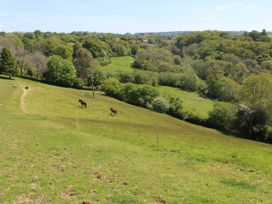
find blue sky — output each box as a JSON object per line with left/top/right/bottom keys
{"left": 0, "top": 0, "right": 271, "bottom": 33}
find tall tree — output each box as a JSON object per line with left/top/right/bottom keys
{"left": 32, "top": 52, "right": 48, "bottom": 77}
{"left": 73, "top": 44, "right": 94, "bottom": 82}
{"left": 239, "top": 73, "right": 272, "bottom": 109}
{"left": 0, "top": 48, "right": 17, "bottom": 79}
{"left": 45, "top": 55, "right": 76, "bottom": 87}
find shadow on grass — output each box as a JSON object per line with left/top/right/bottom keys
{"left": 0, "top": 75, "right": 14, "bottom": 80}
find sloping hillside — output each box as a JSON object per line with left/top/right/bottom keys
{"left": 100, "top": 56, "right": 134, "bottom": 73}
{"left": 0, "top": 78, "right": 271, "bottom": 203}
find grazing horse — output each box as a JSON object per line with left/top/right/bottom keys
{"left": 78, "top": 99, "right": 87, "bottom": 109}
{"left": 110, "top": 107, "right": 118, "bottom": 116}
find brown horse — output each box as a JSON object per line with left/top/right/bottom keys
{"left": 110, "top": 107, "right": 118, "bottom": 116}
{"left": 78, "top": 99, "right": 87, "bottom": 109}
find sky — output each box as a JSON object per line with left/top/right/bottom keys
{"left": 0, "top": 0, "right": 271, "bottom": 33}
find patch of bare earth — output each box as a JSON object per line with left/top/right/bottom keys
{"left": 13, "top": 194, "right": 32, "bottom": 203}
{"left": 60, "top": 186, "right": 76, "bottom": 199}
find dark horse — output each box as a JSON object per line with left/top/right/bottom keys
{"left": 110, "top": 107, "right": 118, "bottom": 116}
{"left": 78, "top": 99, "right": 87, "bottom": 109}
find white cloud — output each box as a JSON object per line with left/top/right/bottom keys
{"left": 215, "top": 2, "right": 257, "bottom": 13}
{"left": 216, "top": 6, "right": 225, "bottom": 11}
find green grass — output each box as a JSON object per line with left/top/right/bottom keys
{"left": 158, "top": 86, "right": 217, "bottom": 119}
{"left": 0, "top": 78, "right": 272, "bottom": 203}
{"left": 101, "top": 56, "right": 134, "bottom": 73}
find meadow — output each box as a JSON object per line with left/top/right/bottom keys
{"left": 100, "top": 56, "right": 134, "bottom": 73}
{"left": 0, "top": 77, "right": 272, "bottom": 203}
{"left": 158, "top": 86, "right": 215, "bottom": 119}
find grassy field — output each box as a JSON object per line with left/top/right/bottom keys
{"left": 0, "top": 77, "right": 272, "bottom": 203}
{"left": 158, "top": 86, "right": 215, "bottom": 119}
{"left": 100, "top": 56, "right": 134, "bottom": 73}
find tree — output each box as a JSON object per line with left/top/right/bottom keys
{"left": 239, "top": 73, "right": 272, "bottom": 108}
{"left": 15, "top": 48, "right": 29, "bottom": 75}
{"left": 133, "top": 47, "right": 172, "bottom": 71}
{"left": 111, "top": 42, "right": 129, "bottom": 56}
{"left": 207, "top": 76, "right": 238, "bottom": 101}
{"left": 0, "top": 48, "right": 17, "bottom": 78}
{"left": 232, "top": 104, "right": 269, "bottom": 140}
{"left": 53, "top": 45, "right": 73, "bottom": 60}
{"left": 87, "top": 69, "right": 106, "bottom": 87}
{"left": 73, "top": 44, "right": 96, "bottom": 83}
{"left": 44, "top": 55, "right": 76, "bottom": 87}
{"left": 32, "top": 52, "right": 48, "bottom": 77}
{"left": 82, "top": 36, "right": 112, "bottom": 65}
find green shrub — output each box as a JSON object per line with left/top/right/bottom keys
{"left": 168, "top": 97, "right": 184, "bottom": 118}
{"left": 152, "top": 97, "right": 170, "bottom": 113}
{"left": 119, "top": 72, "right": 135, "bottom": 83}
{"left": 101, "top": 77, "right": 121, "bottom": 97}
{"left": 208, "top": 103, "right": 230, "bottom": 131}
{"left": 119, "top": 83, "right": 159, "bottom": 108}
{"left": 133, "top": 85, "right": 159, "bottom": 108}
{"left": 158, "top": 72, "right": 181, "bottom": 87}
{"left": 134, "top": 71, "right": 158, "bottom": 86}
{"left": 207, "top": 76, "right": 239, "bottom": 101}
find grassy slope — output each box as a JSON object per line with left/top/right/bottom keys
{"left": 100, "top": 56, "right": 134, "bottom": 73}
{"left": 0, "top": 78, "right": 272, "bottom": 203}
{"left": 158, "top": 86, "right": 215, "bottom": 119}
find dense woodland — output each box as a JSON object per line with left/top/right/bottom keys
{"left": 1, "top": 30, "right": 272, "bottom": 143}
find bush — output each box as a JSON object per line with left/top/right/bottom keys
{"left": 133, "top": 85, "right": 159, "bottom": 108}
{"left": 173, "top": 55, "right": 182, "bottom": 65}
{"left": 134, "top": 71, "right": 158, "bottom": 86}
{"left": 207, "top": 76, "right": 238, "bottom": 101}
{"left": 120, "top": 82, "right": 138, "bottom": 102}
{"left": 119, "top": 72, "right": 135, "bottom": 83}
{"left": 265, "top": 126, "right": 272, "bottom": 143}
{"left": 184, "top": 113, "right": 208, "bottom": 126}
{"left": 119, "top": 83, "right": 159, "bottom": 108}
{"left": 101, "top": 77, "right": 121, "bottom": 97}
{"left": 168, "top": 97, "right": 184, "bottom": 118}
{"left": 152, "top": 97, "right": 170, "bottom": 113}
{"left": 158, "top": 72, "right": 181, "bottom": 87}
{"left": 208, "top": 103, "right": 230, "bottom": 131}
{"left": 179, "top": 70, "right": 198, "bottom": 91}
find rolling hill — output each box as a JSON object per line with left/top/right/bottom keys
{"left": 0, "top": 77, "right": 272, "bottom": 203}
